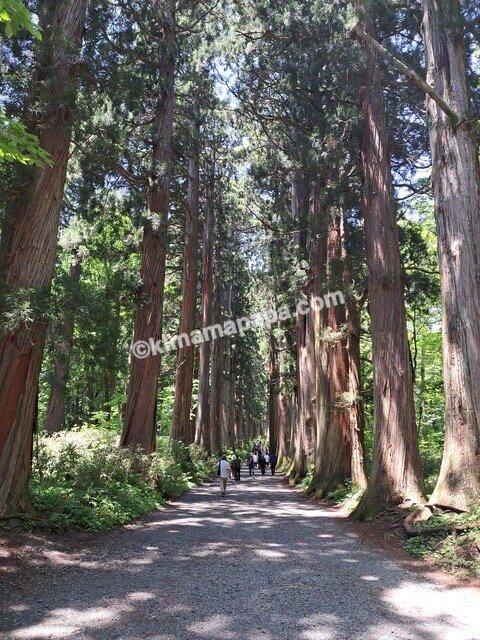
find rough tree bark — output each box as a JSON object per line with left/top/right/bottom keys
{"left": 44, "top": 252, "right": 83, "bottom": 434}
{"left": 310, "top": 202, "right": 352, "bottom": 497}
{"left": 0, "top": 0, "right": 87, "bottom": 513}
{"left": 276, "top": 390, "right": 288, "bottom": 464}
{"left": 354, "top": 17, "right": 425, "bottom": 518}
{"left": 232, "top": 348, "right": 240, "bottom": 446}
{"left": 344, "top": 205, "right": 368, "bottom": 490}
{"left": 194, "top": 173, "right": 214, "bottom": 451}
{"left": 121, "top": 0, "right": 175, "bottom": 452}
{"left": 235, "top": 391, "right": 243, "bottom": 443}
{"left": 270, "top": 231, "right": 293, "bottom": 465}
{"left": 346, "top": 294, "right": 368, "bottom": 489}
{"left": 422, "top": 0, "right": 480, "bottom": 511}
{"left": 286, "top": 387, "right": 297, "bottom": 464}
{"left": 243, "top": 390, "right": 254, "bottom": 441}
{"left": 275, "top": 329, "right": 294, "bottom": 465}
{"left": 171, "top": 102, "right": 200, "bottom": 444}
{"left": 293, "top": 310, "right": 317, "bottom": 481}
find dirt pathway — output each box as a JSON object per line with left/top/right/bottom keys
{"left": 1, "top": 472, "right": 479, "bottom": 640}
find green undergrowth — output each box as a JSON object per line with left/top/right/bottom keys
{"left": 402, "top": 507, "right": 480, "bottom": 578}
{"left": 298, "top": 464, "right": 314, "bottom": 490}
{"left": 288, "top": 463, "right": 364, "bottom": 512}
{"left": 291, "top": 463, "right": 361, "bottom": 506}
{"left": 324, "top": 480, "right": 364, "bottom": 510}
{"left": 20, "top": 427, "right": 216, "bottom": 531}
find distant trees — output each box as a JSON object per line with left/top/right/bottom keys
{"left": 44, "top": 245, "right": 83, "bottom": 434}
{"left": 234, "top": 0, "right": 372, "bottom": 500}
{"left": 233, "top": 0, "right": 478, "bottom": 518}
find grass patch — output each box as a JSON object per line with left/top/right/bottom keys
{"left": 403, "top": 530, "right": 480, "bottom": 578}
{"left": 402, "top": 506, "right": 480, "bottom": 578}
{"left": 325, "top": 480, "right": 364, "bottom": 509}
{"left": 298, "top": 464, "right": 314, "bottom": 490}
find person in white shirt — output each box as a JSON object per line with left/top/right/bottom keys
{"left": 217, "top": 455, "right": 230, "bottom": 496}
{"left": 253, "top": 453, "right": 258, "bottom": 469}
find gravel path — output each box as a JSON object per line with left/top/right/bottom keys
{"left": 1, "top": 471, "right": 479, "bottom": 640}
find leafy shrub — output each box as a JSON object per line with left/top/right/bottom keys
{"left": 403, "top": 531, "right": 480, "bottom": 577}
{"left": 403, "top": 535, "right": 438, "bottom": 558}
{"left": 27, "top": 427, "right": 216, "bottom": 531}
{"left": 155, "top": 459, "right": 193, "bottom": 499}
{"left": 325, "top": 480, "right": 363, "bottom": 507}
{"left": 434, "top": 531, "right": 480, "bottom": 576}
{"left": 29, "top": 477, "right": 161, "bottom": 531}
{"left": 188, "top": 444, "right": 216, "bottom": 482}
{"left": 299, "top": 464, "right": 314, "bottom": 490}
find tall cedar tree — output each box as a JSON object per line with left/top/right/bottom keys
{"left": 422, "top": 0, "right": 480, "bottom": 511}
{"left": 121, "top": 0, "right": 175, "bottom": 452}
{"left": 354, "top": 14, "right": 425, "bottom": 518}
{"left": 210, "top": 248, "right": 224, "bottom": 455}
{"left": 194, "top": 170, "right": 214, "bottom": 450}
{"left": 171, "top": 101, "right": 200, "bottom": 444}
{"left": 0, "top": 0, "right": 87, "bottom": 512}
{"left": 291, "top": 169, "right": 316, "bottom": 481}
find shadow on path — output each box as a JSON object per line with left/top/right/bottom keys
{"left": 1, "top": 472, "right": 479, "bottom": 639}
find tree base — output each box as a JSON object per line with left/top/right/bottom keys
{"left": 353, "top": 484, "right": 424, "bottom": 522}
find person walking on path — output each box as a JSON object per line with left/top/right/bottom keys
{"left": 259, "top": 453, "right": 266, "bottom": 476}
{"left": 217, "top": 455, "right": 230, "bottom": 497}
{"left": 253, "top": 452, "right": 258, "bottom": 469}
{"left": 232, "top": 454, "right": 241, "bottom": 482}
{"left": 269, "top": 452, "right": 277, "bottom": 475}
{"left": 247, "top": 453, "right": 255, "bottom": 477}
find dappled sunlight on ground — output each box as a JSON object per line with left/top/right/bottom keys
{"left": 1, "top": 471, "right": 479, "bottom": 639}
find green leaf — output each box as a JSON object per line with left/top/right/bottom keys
{"left": 0, "top": 0, "right": 42, "bottom": 40}
{"left": 0, "top": 108, "right": 52, "bottom": 167}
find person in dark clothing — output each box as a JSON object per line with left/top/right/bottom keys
{"left": 269, "top": 452, "right": 277, "bottom": 475}
{"left": 232, "top": 454, "right": 241, "bottom": 481}
{"left": 247, "top": 453, "right": 255, "bottom": 477}
{"left": 259, "top": 454, "right": 266, "bottom": 476}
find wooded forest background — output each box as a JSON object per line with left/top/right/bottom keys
{"left": 0, "top": 0, "right": 479, "bottom": 549}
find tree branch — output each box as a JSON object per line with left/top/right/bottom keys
{"left": 116, "top": 165, "right": 147, "bottom": 187}
{"left": 178, "top": 0, "right": 220, "bottom": 34}
{"left": 351, "top": 24, "right": 465, "bottom": 125}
